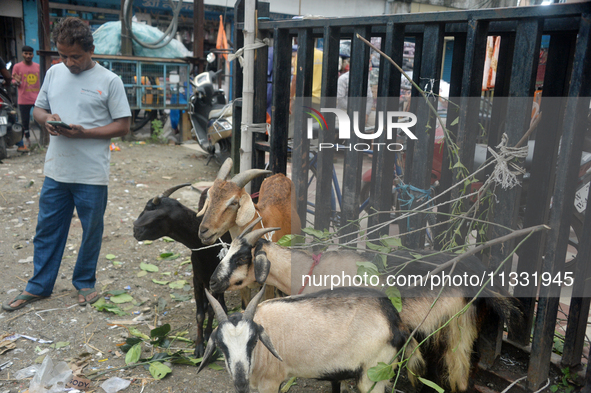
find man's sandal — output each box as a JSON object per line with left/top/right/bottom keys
{"left": 2, "top": 292, "right": 46, "bottom": 311}
{"left": 78, "top": 289, "right": 100, "bottom": 306}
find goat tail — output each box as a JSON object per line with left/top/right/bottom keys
{"left": 480, "top": 286, "right": 526, "bottom": 333}
{"left": 403, "top": 336, "right": 425, "bottom": 387}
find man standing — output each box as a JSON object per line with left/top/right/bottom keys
{"left": 12, "top": 46, "right": 40, "bottom": 152}
{"left": 2, "top": 18, "right": 131, "bottom": 310}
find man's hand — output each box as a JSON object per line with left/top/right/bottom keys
{"left": 54, "top": 123, "right": 85, "bottom": 138}
{"left": 13, "top": 73, "right": 22, "bottom": 86}
{"left": 44, "top": 114, "right": 70, "bottom": 136}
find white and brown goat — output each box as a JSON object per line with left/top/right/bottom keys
{"left": 208, "top": 222, "right": 523, "bottom": 393}
{"left": 198, "top": 284, "right": 424, "bottom": 393}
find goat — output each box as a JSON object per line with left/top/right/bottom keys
{"left": 208, "top": 221, "right": 524, "bottom": 393}
{"left": 198, "top": 284, "right": 424, "bottom": 393}
{"left": 197, "top": 158, "right": 301, "bottom": 304}
{"left": 133, "top": 184, "right": 232, "bottom": 357}
{"left": 197, "top": 158, "right": 301, "bottom": 245}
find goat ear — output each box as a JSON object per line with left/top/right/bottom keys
{"left": 197, "top": 329, "right": 218, "bottom": 374}
{"left": 254, "top": 253, "right": 270, "bottom": 284}
{"left": 196, "top": 193, "right": 210, "bottom": 217}
{"left": 236, "top": 193, "right": 256, "bottom": 227}
{"left": 258, "top": 327, "right": 282, "bottom": 362}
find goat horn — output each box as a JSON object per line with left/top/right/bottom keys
{"left": 243, "top": 284, "right": 266, "bottom": 321}
{"left": 244, "top": 227, "right": 281, "bottom": 246}
{"left": 151, "top": 195, "right": 162, "bottom": 205}
{"left": 230, "top": 169, "right": 272, "bottom": 189}
{"left": 162, "top": 183, "right": 191, "bottom": 198}
{"left": 238, "top": 217, "right": 263, "bottom": 239}
{"left": 204, "top": 289, "right": 228, "bottom": 324}
{"left": 216, "top": 158, "right": 233, "bottom": 180}
{"left": 152, "top": 183, "right": 191, "bottom": 205}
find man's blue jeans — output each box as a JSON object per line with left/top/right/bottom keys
{"left": 26, "top": 177, "right": 108, "bottom": 297}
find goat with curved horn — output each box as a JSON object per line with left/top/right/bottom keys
{"left": 230, "top": 169, "right": 272, "bottom": 189}
{"left": 238, "top": 216, "right": 263, "bottom": 238}
{"left": 243, "top": 283, "right": 267, "bottom": 321}
{"left": 216, "top": 158, "right": 234, "bottom": 180}
{"left": 244, "top": 227, "right": 281, "bottom": 247}
{"left": 204, "top": 288, "right": 229, "bottom": 325}
{"left": 151, "top": 183, "right": 191, "bottom": 205}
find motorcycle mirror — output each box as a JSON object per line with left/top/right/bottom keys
{"left": 5, "top": 61, "right": 12, "bottom": 70}
{"left": 206, "top": 52, "right": 216, "bottom": 64}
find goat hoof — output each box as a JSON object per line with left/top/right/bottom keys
{"left": 194, "top": 343, "right": 205, "bottom": 358}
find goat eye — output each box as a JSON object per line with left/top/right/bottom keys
{"left": 235, "top": 280, "right": 243, "bottom": 286}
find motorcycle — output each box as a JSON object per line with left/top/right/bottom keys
{"left": 188, "top": 53, "right": 233, "bottom": 165}
{"left": 0, "top": 81, "right": 24, "bottom": 160}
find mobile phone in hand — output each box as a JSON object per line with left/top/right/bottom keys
{"left": 47, "top": 120, "right": 72, "bottom": 130}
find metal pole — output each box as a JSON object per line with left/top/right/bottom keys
{"left": 193, "top": 0, "right": 204, "bottom": 73}
{"left": 239, "top": 0, "right": 256, "bottom": 190}
{"left": 120, "top": 0, "right": 133, "bottom": 56}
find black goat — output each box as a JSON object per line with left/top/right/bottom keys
{"left": 133, "top": 184, "right": 232, "bottom": 357}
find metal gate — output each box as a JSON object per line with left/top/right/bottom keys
{"left": 233, "top": 2, "right": 591, "bottom": 390}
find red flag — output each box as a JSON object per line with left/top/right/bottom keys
{"left": 216, "top": 15, "right": 228, "bottom": 61}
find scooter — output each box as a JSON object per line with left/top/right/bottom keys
{"left": 0, "top": 83, "right": 24, "bottom": 161}
{"left": 188, "top": 53, "right": 233, "bottom": 165}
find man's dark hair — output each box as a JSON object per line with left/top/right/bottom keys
{"left": 52, "top": 17, "right": 94, "bottom": 52}
{"left": 22, "top": 45, "right": 34, "bottom": 53}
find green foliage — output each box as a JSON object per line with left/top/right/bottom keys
{"left": 149, "top": 361, "right": 172, "bottom": 379}
{"left": 550, "top": 367, "right": 578, "bottom": 393}
{"left": 150, "top": 119, "right": 165, "bottom": 143}
{"left": 418, "top": 377, "right": 445, "bottom": 393}
{"left": 125, "top": 343, "right": 142, "bottom": 365}
{"left": 92, "top": 297, "right": 127, "bottom": 316}
{"left": 367, "top": 362, "right": 395, "bottom": 382}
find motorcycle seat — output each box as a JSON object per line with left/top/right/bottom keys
{"left": 209, "top": 104, "right": 233, "bottom": 119}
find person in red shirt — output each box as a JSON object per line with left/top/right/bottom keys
{"left": 12, "top": 46, "right": 40, "bottom": 152}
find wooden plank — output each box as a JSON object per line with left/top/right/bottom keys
{"left": 563, "top": 184, "right": 591, "bottom": 368}
{"left": 340, "top": 25, "right": 371, "bottom": 244}
{"left": 367, "top": 22, "right": 404, "bottom": 240}
{"left": 509, "top": 33, "right": 575, "bottom": 345}
{"left": 251, "top": 29, "right": 269, "bottom": 192}
{"left": 291, "top": 29, "right": 314, "bottom": 227}
{"left": 487, "top": 19, "right": 542, "bottom": 271}
{"left": 314, "top": 26, "right": 341, "bottom": 231}
{"left": 402, "top": 34, "right": 423, "bottom": 188}
{"left": 404, "top": 23, "right": 444, "bottom": 249}
{"left": 485, "top": 33, "right": 514, "bottom": 150}
{"left": 434, "top": 32, "right": 466, "bottom": 250}
{"left": 528, "top": 14, "right": 591, "bottom": 390}
{"left": 254, "top": 3, "right": 591, "bottom": 30}
{"left": 452, "top": 19, "right": 489, "bottom": 195}
{"left": 269, "top": 28, "right": 291, "bottom": 175}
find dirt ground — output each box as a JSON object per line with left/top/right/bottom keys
{"left": 0, "top": 138, "right": 361, "bottom": 393}
{"left": 0, "top": 136, "right": 567, "bottom": 393}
